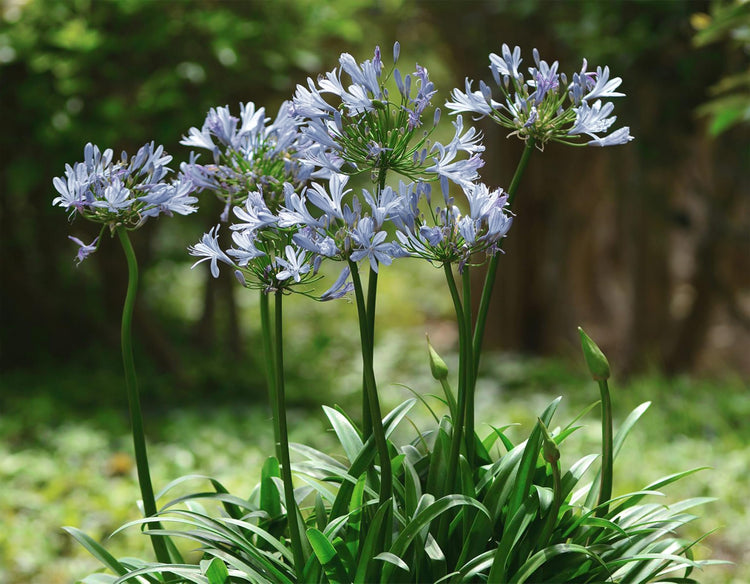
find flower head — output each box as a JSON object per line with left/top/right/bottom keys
{"left": 395, "top": 181, "right": 513, "bottom": 269}
{"left": 53, "top": 142, "right": 198, "bottom": 263}
{"left": 292, "top": 43, "right": 484, "bottom": 189}
{"left": 181, "top": 101, "right": 311, "bottom": 215}
{"left": 446, "top": 44, "right": 633, "bottom": 147}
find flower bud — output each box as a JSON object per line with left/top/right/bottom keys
{"left": 538, "top": 419, "right": 560, "bottom": 464}
{"left": 426, "top": 334, "right": 449, "bottom": 381}
{"left": 577, "top": 327, "right": 610, "bottom": 381}
{"left": 393, "top": 41, "right": 400, "bottom": 64}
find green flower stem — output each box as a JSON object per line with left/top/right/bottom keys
{"left": 539, "top": 454, "right": 562, "bottom": 546}
{"left": 259, "top": 293, "right": 281, "bottom": 462}
{"left": 115, "top": 226, "right": 171, "bottom": 565}
{"left": 539, "top": 419, "right": 562, "bottom": 546}
{"left": 273, "top": 291, "right": 306, "bottom": 577}
{"left": 462, "top": 267, "right": 476, "bottom": 467}
{"left": 596, "top": 379, "right": 614, "bottom": 517}
{"left": 443, "top": 262, "right": 468, "bottom": 494}
{"left": 471, "top": 138, "right": 536, "bottom": 378}
{"left": 360, "top": 268, "right": 379, "bottom": 440}
{"left": 348, "top": 260, "right": 392, "bottom": 507}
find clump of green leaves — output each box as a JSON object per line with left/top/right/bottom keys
{"left": 70, "top": 339, "right": 722, "bottom": 583}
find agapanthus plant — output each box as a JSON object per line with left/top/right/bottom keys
{"left": 446, "top": 43, "right": 634, "bottom": 148}
{"left": 60, "top": 41, "right": 719, "bottom": 584}
{"left": 53, "top": 141, "right": 198, "bottom": 566}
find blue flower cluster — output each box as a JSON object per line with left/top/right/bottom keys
{"left": 447, "top": 44, "right": 633, "bottom": 147}
{"left": 189, "top": 45, "right": 512, "bottom": 296}
{"left": 53, "top": 142, "right": 198, "bottom": 263}
{"left": 56, "top": 43, "right": 632, "bottom": 286}
{"left": 180, "top": 101, "right": 314, "bottom": 220}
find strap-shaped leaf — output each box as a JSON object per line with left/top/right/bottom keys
{"left": 507, "top": 398, "right": 561, "bottom": 519}
{"left": 201, "top": 557, "right": 229, "bottom": 584}
{"left": 62, "top": 527, "right": 129, "bottom": 577}
{"left": 324, "top": 405, "right": 364, "bottom": 464}
{"left": 508, "top": 543, "right": 608, "bottom": 584}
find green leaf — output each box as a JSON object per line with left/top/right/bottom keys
{"left": 354, "top": 499, "right": 392, "bottom": 584}
{"left": 487, "top": 497, "right": 540, "bottom": 582}
{"left": 426, "top": 418, "right": 451, "bottom": 497}
{"left": 307, "top": 527, "right": 338, "bottom": 564}
{"left": 80, "top": 575, "right": 119, "bottom": 584}
{"left": 62, "top": 527, "right": 128, "bottom": 576}
{"left": 324, "top": 405, "right": 364, "bottom": 464}
{"left": 508, "top": 543, "right": 607, "bottom": 584}
{"left": 314, "top": 492, "right": 328, "bottom": 532}
{"left": 374, "top": 551, "right": 410, "bottom": 572}
{"left": 507, "top": 398, "right": 561, "bottom": 518}
{"left": 201, "top": 557, "right": 229, "bottom": 584}
{"left": 390, "top": 495, "right": 489, "bottom": 559}
{"left": 260, "top": 457, "right": 282, "bottom": 519}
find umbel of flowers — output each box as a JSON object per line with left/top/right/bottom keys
{"left": 55, "top": 43, "right": 719, "bottom": 584}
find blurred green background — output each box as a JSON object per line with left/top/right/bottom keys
{"left": 1, "top": 0, "right": 748, "bottom": 583}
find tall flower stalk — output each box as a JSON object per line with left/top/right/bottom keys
{"left": 288, "top": 44, "right": 485, "bottom": 507}
{"left": 444, "top": 44, "right": 633, "bottom": 471}
{"left": 116, "top": 227, "right": 172, "bottom": 565}
{"left": 53, "top": 142, "right": 199, "bottom": 563}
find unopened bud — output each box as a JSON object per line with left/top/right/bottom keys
{"left": 578, "top": 327, "right": 610, "bottom": 381}
{"left": 538, "top": 419, "right": 560, "bottom": 464}
{"left": 426, "top": 334, "right": 449, "bottom": 381}
{"left": 393, "top": 41, "right": 400, "bottom": 64}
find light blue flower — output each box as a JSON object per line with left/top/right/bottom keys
{"left": 189, "top": 226, "right": 233, "bottom": 278}
{"left": 349, "top": 217, "right": 394, "bottom": 273}
{"left": 292, "top": 43, "right": 482, "bottom": 187}
{"left": 231, "top": 191, "right": 278, "bottom": 234}
{"left": 275, "top": 245, "right": 311, "bottom": 282}
{"left": 138, "top": 178, "right": 199, "bottom": 219}
{"left": 582, "top": 66, "right": 625, "bottom": 102}
{"left": 181, "top": 101, "right": 309, "bottom": 213}
{"left": 587, "top": 126, "right": 633, "bottom": 147}
{"left": 489, "top": 44, "right": 523, "bottom": 81}
{"left": 68, "top": 236, "right": 99, "bottom": 265}
{"left": 228, "top": 230, "right": 266, "bottom": 267}
{"left": 320, "top": 266, "right": 354, "bottom": 301}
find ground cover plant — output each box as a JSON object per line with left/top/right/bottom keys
{"left": 49, "top": 42, "right": 724, "bottom": 583}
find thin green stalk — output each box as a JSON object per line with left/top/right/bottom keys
{"left": 443, "top": 262, "right": 468, "bottom": 495}
{"left": 115, "top": 226, "right": 171, "bottom": 565}
{"left": 361, "top": 268, "right": 379, "bottom": 440}
{"left": 461, "top": 267, "right": 476, "bottom": 467}
{"left": 472, "top": 138, "right": 536, "bottom": 378}
{"left": 360, "top": 167, "right": 387, "bottom": 440}
{"left": 596, "top": 379, "right": 614, "bottom": 517}
{"left": 348, "top": 260, "right": 392, "bottom": 506}
{"left": 259, "top": 293, "right": 281, "bottom": 462}
{"left": 273, "top": 291, "right": 306, "bottom": 577}
{"left": 539, "top": 420, "right": 562, "bottom": 546}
